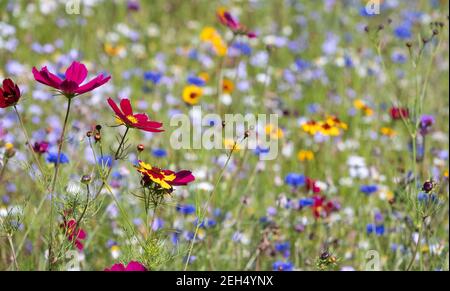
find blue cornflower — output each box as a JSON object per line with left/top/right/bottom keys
{"left": 344, "top": 55, "right": 354, "bottom": 68}
{"left": 394, "top": 24, "right": 412, "bottom": 40}
{"left": 275, "top": 242, "right": 290, "bottom": 253}
{"left": 295, "top": 59, "right": 310, "bottom": 71}
{"left": 273, "top": 261, "right": 294, "bottom": 271}
{"left": 232, "top": 42, "right": 252, "bottom": 56}
{"left": 418, "top": 192, "right": 438, "bottom": 204}
{"left": 285, "top": 173, "right": 306, "bottom": 188}
{"left": 176, "top": 204, "right": 196, "bottom": 215}
{"left": 254, "top": 146, "right": 270, "bottom": 156}
{"left": 187, "top": 76, "right": 206, "bottom": 87}
{"left": 299, "top": 198, "right": 314, "bottom": 208}
{"left": 152, "top": 148, "right": 167, "bottom": 158}
{"left": 98, "top": 155, "right": 113, "bottom": 168}
{"left": 188, "top": 49, "right": 198, "bottom": 60}
{"left": 144, "top": 71, "right": 163, "bottom": 84}
{"left": 391, "top": 52, "right": 407, "bottom": 64}
{"left": 366, "top": 224, "right": 385, "bottom": 236}
{"left": 360, "top": 185, "right": 378, "bottom": 195}
{"left": 46, "top": 152, "right": 69, "bottom": 164}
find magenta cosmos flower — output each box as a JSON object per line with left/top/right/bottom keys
{"left": 105, "top": 261, "right": 148, "bottom": 271}
{"left": 216, "top": 7, "right": 257, "bottom": 38}
{"left": 32, "top": 61, "right": 111, "bottom": 97}
{"left": 107, "top": 98, "right": 164, "bottom": 133}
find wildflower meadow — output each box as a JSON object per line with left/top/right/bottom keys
{"left": 0, "top": 0, "right": 449, "bottom": 273}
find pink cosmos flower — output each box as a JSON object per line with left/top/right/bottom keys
{"left": 61, "top": 218, "right": 87, "bottom": 251}
{"left": 216, "top": 7, "right": 257, "bottom": 38}
{"left": 32, "top": 61, "right": 111, "bottom": 97}
{"left": 105, "top": 261, "right": 148, "bottom": 271}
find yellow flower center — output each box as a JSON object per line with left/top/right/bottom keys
{"left": 126, "top": 115, "right": 138, "bottom": 124}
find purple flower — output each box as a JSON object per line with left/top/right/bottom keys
{"left": 419, "top": 115, "right": 435, "bottom": 135}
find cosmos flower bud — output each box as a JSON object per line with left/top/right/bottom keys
{"left": 320, "top": 251, "right": 331, "bottom": 261}
{"left": 406, "top": 42, "right": 413, "bottom": 48}
{"left": 86, "top": 131, "right": 93, "bottom": 138}
{"left": 94, "top": 133, "right": 101, "bottom": 142}
{"left": 137, "top": 144, "right": 145, "bottom": 152}
{"left": 81, "top": 175, "right": 92, "bottom": 185}
{"left": 96, "top": 124, "right": 102, "bottom": 131}
{"left": 422, "top": 181, "right": 434, "bottom": 193}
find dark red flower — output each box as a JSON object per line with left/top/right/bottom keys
{"left": 105, "top": 261, "right": 147, "bottom": 271}
{"left": 61, "top": 219, "right": 87, "bottom": 251}
{"left": 312, "top": 196, "right": 339, "bottom": 219}
{"left": 389, "top": 107, "right": 409, "bottom": 120}
{"left": 306, "top": 177, "right": 321, "bottom": 193}
{"left": 107, "top": 98, "right": 164, "bottom": 133}
{"left": 0, "top": 79, "right": 21, "bottom": 108}
{"left": 32, "top": 61, "right": 111, "bottom": 97}
{"left": 33, "top": 141, "right": 50, "bottom": 154}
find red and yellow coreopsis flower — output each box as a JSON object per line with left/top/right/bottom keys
{"left": 135, "top": 161, "right": 195, "bottom": 191}
{"left": 107, "top": 98, "right": 164, "bottom": 133}
{"left": 0, "top": 78, "right": 21, "bottom": 108}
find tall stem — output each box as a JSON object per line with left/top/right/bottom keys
{"left": 13, "top": 106, "right": 45, "bottom": 176}
{"left": 184, "top": 143, "right": 237, "bottom": 271}
{"left": 48, "top": 97, "right": 72, "bottom": 270}
{"left": 7, "top": 235, "right": 19, "bottom": 271}
{"left": 406, "top": 224, "right": 422, "bottom": 271}
{"left": 93, "top": 127, "right": 130, "bottom": 198}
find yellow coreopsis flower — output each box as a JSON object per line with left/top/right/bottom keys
{"left": 298, "top": 150, "right": 315, "bottom": 162}
{"left": 265, "top": 124, "right": 284, "bottom": 139}
{"left": 222, "top": 79, "right": 235, "bottom": 94}
{"left": 182, "top": 85, "right": 203, "bottom": 105}
{"left": 381, "top": 127, "right": 396, "bottom": 137}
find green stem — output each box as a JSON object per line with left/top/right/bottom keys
{"left": 93, "top": 127, "right": 130, "bottom": 198}
{"left": 7, "top": 235, "right": 19, "bottom": 271}
{"left": 13, "top": 105, "right": 45, "bottom": 176}
{"left": 48, "top": 97, "right": 72, "bottom": 270}
{"left": 406, "top": 224, "right": 422, "bottom": 271}
{"left": 184, "top": 143, "right": 238, "bottom": 271}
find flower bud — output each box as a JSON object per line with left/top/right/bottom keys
{"left": 81, "top": 175, "right": 92, "bottom": 185}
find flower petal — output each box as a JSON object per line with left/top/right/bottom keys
{"left": 120, "top": 98, "right": 133, "bottom": 116}
{"left": 65, "top": 61, "right": 88, "bottom": 85}
{"left": 32, "top": 67, "right": 62, "bottom": 89}
{"left": 171, "top": 171, "right": 195, "bottom": 186}
{"left": 74, "top": 74, "right": 111, "bottom": 95}
{"left": 107, "top": 98, "right": 128, "bottom": 121}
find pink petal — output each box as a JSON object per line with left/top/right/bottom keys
{"left": 125, "top": 261, "right": 147, "bottom": 271}
{"left": 120, "top": 98, "right": 133, "bottom": 116}
{"left": 77, "top": 229, "right": 87, "bottom": 240}
{"left": 65, "top": 61, "right": 88, "bottom": 85}
{"left": 105, "top": 263, "right": 126, "bottom": 272}
{"left": 74, "top": 74, "right": 111, "bottom": 95}
{"left": 107, "top": 98, "right": 128, "bottom": 121}
{"left": 32, "top": 67, "right": 62, "bottom": 89}
{"left": 135, "top": 114, "right": 163, "bottom": 128}
{"left": 75, "top": 240, "right": 84, "bottom": 251}
{"left": 171, "top": 171, "right": 195, "bottom": 186}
